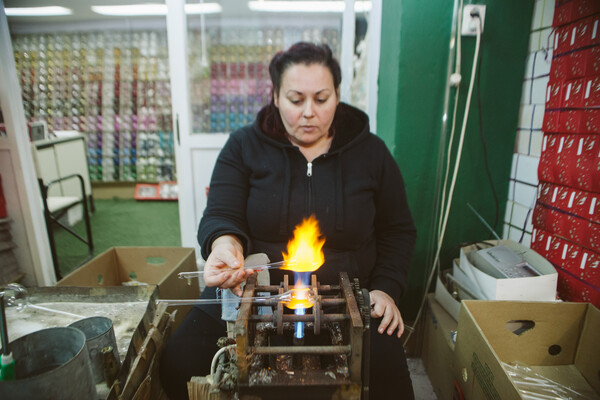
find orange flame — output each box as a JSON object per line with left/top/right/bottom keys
{"left": 283, "top": 288, "right": 313, "bottom": 310}
{"left": 282, "top": 215, "right": 325, "bottom": 272}
{"left": 282, "top": 215, "right": 325, "bottom": 310}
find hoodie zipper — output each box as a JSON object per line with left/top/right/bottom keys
{"left": 306, "top": 162, "right": 313, "bottom": 213}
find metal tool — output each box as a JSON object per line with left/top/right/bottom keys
{"left": 155, "top": 289, "right": 315, "bottom": 307}
{"left": 177, "top": 259, "right": 320, "bottom": 279}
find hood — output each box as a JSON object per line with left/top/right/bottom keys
{"left": 252, "top": 102, "right": 372, "bottom": 234}
{"left": 253, "top": 102, "right": 372, "bottom": 151}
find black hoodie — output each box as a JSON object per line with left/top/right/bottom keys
{"left": 198, "top": 102, "right": 416, "bottom": 302}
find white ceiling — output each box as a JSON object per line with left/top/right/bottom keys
{"left": 3, "top": 0, "right": 335, "bottom": 24}
{"left": 3, "top": 0, "right": 288, "bottom": 24}
{"left": 4, "top": 1, "right": 351, "bottom": 36}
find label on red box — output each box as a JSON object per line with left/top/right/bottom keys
{"left": 545, "top": 80, "right": 564, "bottom": 109}
{"left": 554, "top": 25, "right": 573, "bottom": 54}
{"left": 573, "top": 17, "right": 593, "bottom": 50}
{"left": 538, "top": 134, "right": 563, "bottom": 184}
{"left": 582, "top": 74, "right": 600, "bottom": 107}
{"left": 590, "top": 15, "right": 600, "bottom": 45}
{"left": 578, "top": 249, "right": 600, "bottom": 286}
{"left": 563, "top": 78, "right": 585, "bottom": 108}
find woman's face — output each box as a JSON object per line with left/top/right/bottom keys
{"left": 274, "top": 63, "right": 339, "bottom": 149}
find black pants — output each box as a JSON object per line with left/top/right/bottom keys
{"left": 160, "top": 307, "right": 414, "bottom": 400}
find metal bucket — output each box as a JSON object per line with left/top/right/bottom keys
{"left": 0, "top": 327, "right": 96, "bottom": 399}
{"left": 69, "top": 316, "right": 120, "bottom": 384}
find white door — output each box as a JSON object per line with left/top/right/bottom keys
{"left": 0, "top": 4, "right": 55, "bottom": 286}
{"left": 165, "top": 0, "right": 381, "bottom": 259}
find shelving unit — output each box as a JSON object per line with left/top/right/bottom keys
{"left": 10, "top": 26, "right": 339, "bottom": 184}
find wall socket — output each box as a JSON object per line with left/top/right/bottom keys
{"left": 461, "top": 4, "right": 486, "bottom": 36}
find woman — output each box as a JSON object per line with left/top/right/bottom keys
{"left": 161, "top": 42, "right": 417, "bottom": 399}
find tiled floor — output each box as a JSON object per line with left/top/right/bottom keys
{"left": 408, "top": 358, "right": 438, "bottom": 399}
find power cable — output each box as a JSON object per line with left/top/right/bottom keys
{"left": 474, "top": 17, "right": 500, "bottom": 233}
{"left": 404, "top": 12, "right": 482, "bottom": 347}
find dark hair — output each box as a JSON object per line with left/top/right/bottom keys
{"left": 261, "top": 42, "right": 342, "bottom": 139}
{"left": 269, "top": 42, "right": 342, "bottom": 95}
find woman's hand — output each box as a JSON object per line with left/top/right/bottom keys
{"left": 369, "top": 290, "right": 404, "bottom": 338}
{"left": 203, "top": 235, "right": 254, "bottom": 296}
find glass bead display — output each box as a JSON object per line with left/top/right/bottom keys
{"left": 12, "top": 26, "right": 339, "bottom": 182}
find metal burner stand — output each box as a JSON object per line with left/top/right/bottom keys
{"left": 232, "top": 271, "right": 371, "bottom": 400}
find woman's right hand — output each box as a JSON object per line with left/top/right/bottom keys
{"left": 203, "top": 235, "right": 254, "bottom": 296}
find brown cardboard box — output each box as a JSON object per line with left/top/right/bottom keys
{"left": 58, "top": 247, "right": 199, "bottom": 328}
{"left": 422, "top": 294, "right": 458, "bottom": 400}
{"left": 454, "top": 300, "right": 600, "bottom": 400}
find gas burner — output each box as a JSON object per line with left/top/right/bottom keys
{"left": 202, "top": 272, "right": 371, "bottom": 400}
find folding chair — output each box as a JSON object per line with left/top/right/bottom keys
{"left": 39, "top": 174, "right": 93, "bottom": 280}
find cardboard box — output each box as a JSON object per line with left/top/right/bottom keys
{"left": 422, "top": 294, "right": 458, "bottom": 400}
{"left": 454, "top": 300, "right": 600, "bottom": 400}
{"left": 58, "top": 247, "right": 199, "bottom": 328}
{"left": 435, "top": 263, "right": 482, "bottom": 321}
{"left": 459, "top": 240, "right": 558, "bottom": 301}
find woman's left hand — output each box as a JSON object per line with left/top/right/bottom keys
{"left": 369, "top": 290, "right": 404, "bottom": 338}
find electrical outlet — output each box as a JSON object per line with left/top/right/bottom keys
{"left": 461, "top": 4, "right": 486, "bottom": 36}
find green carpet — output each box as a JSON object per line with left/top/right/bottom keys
{"left": 52, "top": 198, "right": 181, "bottom": 277}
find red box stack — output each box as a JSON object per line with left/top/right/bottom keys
{"left": 535, "top": 0, "right": 600, "bottom": 306}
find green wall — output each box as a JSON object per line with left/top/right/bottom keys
{"left": 377, "top": 0, "right": 534, "bottom": 319}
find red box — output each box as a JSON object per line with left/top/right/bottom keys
{"left": 533, "top": 202, "right": 600, "bottom": 252}
{"left": 556, "top": 135, "right": 578, "bottom": 185}
{"left": 134, "top": 181, "right": 178, "bottom": 201}
{"left": 562, "top": 78, "right": 585, "bottom": 108}
{"left": 538, "top": 134, "right": 564, "bottom": 184}
{"left": 583, "top": 109, "right": 600, "bottom": 134}
{"left": 568, "top": 47, "right": 600, "bottom": 79}
{"left": 559, "top": 109, "right": 585, "bottom": 133}
{"left": 553, "top": 1, "right": 575, "bottom": 27}
{"left": 539, "top": 134, "right": 600, "bottom": 193}
{"left": 543, "top": 110, "right": 561, "bottom": 132}
{"left": 556, "top": 268, "right": 600, "bottom": 307}
{"left": 554, "top": 25, "right": 572, "bottom": 55}
{"left": 572, "top": 17, "right": 594, "bottom": 50}
{"left": 549, "top": 230, "right": 600, "bottom": 286}
{"left": 538, "top": 151, "right": 554, "bottom": 186}
{"left": 582, "top": 75, "right": 600, "bottom": 107}
{"left": 578, "top": 248, "right": 600, "bottom": 286}
{"left": 531, "top": 227, "right": 551, "bottom": 256}
{"left": 590, "top": 15, "right": 600, "bottom": 45}
{"left": 573, "top": 135, "right": 600, "bottom": 193}
{"left": 545, "top": 80, "right": 564, "bottom": 109}
{"left": 554, "top": 0, "right": 596, "bottom": 26}
{"left": 553, "top": 0, "right": 600, "bottom": 27}
{"left": 550, "top": 54, "right": 569, "bottom": 82}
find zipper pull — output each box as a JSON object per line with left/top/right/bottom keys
{"left": 306, "top": 162, "right": 313, "bottom": 177}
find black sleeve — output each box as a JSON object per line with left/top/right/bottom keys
{"left": 369, "top": 145, "right": 417, "bottom": 302}
{"left": 197, "top": 133, "right": 251, "bottom": 259}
